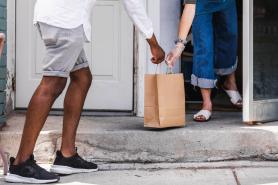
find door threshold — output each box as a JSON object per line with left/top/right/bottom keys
{"left": 14, "top": 109, "right": 135, "bottom": 117}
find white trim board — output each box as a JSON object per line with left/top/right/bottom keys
{"left": 6, "top": 0, "right": 16, "bottom": 114}
{"left": 243, "top": 0, "right": 253, "bottom": 122}
{"left": 136, "top": 0, "right": 181, "bottom": 117}
{"left": 136, "top": 0, "right": 161, "bottom": 117}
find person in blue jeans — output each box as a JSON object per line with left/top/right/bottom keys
{"left": 166, "top": 0, "right": 242, "bottom": 122}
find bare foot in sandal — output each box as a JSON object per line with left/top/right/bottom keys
{"left": 194, "top": 110, "right": 212, "bottom": 122}
{"left": 194, "top": 99, "right": 212, "bottom": 122}
{"left": 223, "top": 73, "right": 242, "bottom": 108}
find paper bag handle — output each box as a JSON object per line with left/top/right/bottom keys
{"left": 155, "top": 63, "right": 173, "bottom": 75}
{"left": 155, "top": 64, "right": 162, "bottom": 74}
{"left": 166, "top": 66, "right": 173, "bottom": 74}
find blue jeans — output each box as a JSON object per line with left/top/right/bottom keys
{"left": 191, "top": 0, "right": 238, "bottom": 88}
{"left": 196, "top": 0, "right": 233, "bottom": 15}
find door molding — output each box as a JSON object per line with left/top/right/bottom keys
{"left": 6, "top": 0, "right": 16, "bottom": 114}
{"left": 243, "top": 0, "right": 254, "bottom": 122}
{"left": 136, "top": 0, "right": 161, "bottom": 117}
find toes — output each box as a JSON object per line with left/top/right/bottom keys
{"left": 194, "top": 115, "right": 206, "bottom": 122}
{"left": 236, "top": 100, "right": 243, "bottom": 106}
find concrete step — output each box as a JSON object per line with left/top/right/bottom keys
{"left": 1, "top": 112, "right": 278, "bottom": 163}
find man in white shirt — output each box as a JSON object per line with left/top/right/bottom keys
{"left": 5, "top": 0, "right": 165, "bottom": 183}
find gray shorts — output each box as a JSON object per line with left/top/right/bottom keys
{"left": 37, "top": 22, "right": 89, "bottom": 78}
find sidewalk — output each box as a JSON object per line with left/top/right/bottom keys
{"left": 1, "top": 112, "right": 278, "bottom": 163}
{"left": 1, "top": 161, "right": 278, "bottom": 185}
{"left": 1, "top": 112, "right": 278, "bottom": 184}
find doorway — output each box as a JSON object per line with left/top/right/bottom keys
{"left": 15, "top": 0, "right": 134, "bottom": 111}
{"left": 181, "top": 0, "right": 243, "bottom": 112}
{"left": 243, "top": 0, "right": 278, "bottom": 123}
{"left": 181, "top": 0, "right": 278, "bottom": 123}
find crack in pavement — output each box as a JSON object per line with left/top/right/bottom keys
{"left": 232, "top": 168, "right": 241, "bottom": 185}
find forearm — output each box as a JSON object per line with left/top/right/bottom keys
{"left": 178, "top": 4, "right": 196, "bottom": 41}
{"left": 122, "top": 0, "right": 154, "bottom": 39}
{"left": 166, "top": 4, "right": 195, "bottom": 67}
{"left": 147, "top": 34, "right": 159, "bottom": 48}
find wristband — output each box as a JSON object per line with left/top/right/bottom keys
{"left": 175, "top": 38, "right": 187, "bottom": 46}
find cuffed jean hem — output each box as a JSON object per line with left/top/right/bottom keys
{"left": 214, "top": 59, "right": 238, "bottom": 76}
{"left": 42, "top": 71, "right": 69, "bottom": 78}
{"left": 71, "top": 62, "right": 89, "bottom": 72}
{"left": 191, "top": 74, "right": 217, "bottom": 89}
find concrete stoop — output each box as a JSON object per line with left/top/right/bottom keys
{"left": 1, "top": 112, "right": 278, "bottom": 164}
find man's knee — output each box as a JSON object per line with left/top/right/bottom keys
{"left": 70, "top": 68, "right": 92, "bottom": 89}
{"left": 40, "top": 77, "right": 67, "bottom": 97}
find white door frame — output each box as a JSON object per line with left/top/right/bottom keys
{"left": 243, "top": 0, "right": 278, "bottom": 123}
{"left": 136, "top": 0, "right": 161, "bottom": 117}
{"left": 6, "top": 0, "right": 16, "bottom": 114}
{"left": 243, "top": 0, "right": 253, "bottom": 122}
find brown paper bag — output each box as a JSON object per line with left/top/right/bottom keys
{"left": 144, "top": 73, "right": 186, "bottom": 128}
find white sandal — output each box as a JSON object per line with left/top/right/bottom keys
{"left": 193, "top": 110, "right": 212, "bottom": 122}
{"left": 223, "top": 89, "right": 242, "bottom": 108}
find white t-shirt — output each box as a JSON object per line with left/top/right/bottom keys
{"left": 33, "top": 0, "right": 154, "bottom": 42}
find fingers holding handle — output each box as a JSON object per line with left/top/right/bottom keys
{"left": 165, "top": 52, "right": 176, "bottom": 68}
{"left": 166, "top": 43, "right": 185, "bottom": 68}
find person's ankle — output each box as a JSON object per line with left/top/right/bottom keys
{"left": 202, "top": 101, "right": 212, "bottom": 111}
{"left": 60, "top": 148, "right": 76, "bottom": 158}
{"left": 12, "top": 159, "right": 19, "bottom": 166}
{"left": 223, "top": 79, "right": 238, "bottom": 91}
{"left": 13, "top": 156, "right": 29, "bottom": 166}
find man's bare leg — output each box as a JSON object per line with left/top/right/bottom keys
{"left": 14, "top": 77, "right": 67, "bottom": 165}
{"left": 60, "top": 67, "right": 92, "bottom": 157}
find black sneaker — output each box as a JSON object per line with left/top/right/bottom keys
{"left": 5, "top": 155, "right": 60, "bottom": 184}
{"left": 50, "top": 150, "right": 98, "bottom": 175}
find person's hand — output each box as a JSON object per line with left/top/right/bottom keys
{"left": 165, "top": 43, "right": 185, "bottom": 68}
{"left": 147, "top": 34, "right": 165, "bottom": 64}
{"left": 150, "top": 44, "right": 165, "bottom": 64}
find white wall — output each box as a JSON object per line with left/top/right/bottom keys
{"left": 136, "top": 0, "right": 181, "bottom": 117}
{"left": 136, "top": 0, "right": 161, "bottom": 117}
{"left": 6, "top": 0, "right": 16, "bottom": 114}
{"left": 160, "top": 0, "right": 181, "bottom": 73}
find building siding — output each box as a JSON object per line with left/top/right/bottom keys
{"left": 0, "top": 0, "right": 7, "bottom": 126}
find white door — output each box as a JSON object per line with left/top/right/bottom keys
{"left": 16, "top": 0, "right": 134, "bottom": 111}
{"left": 243, "top": 0, "right": 278, "bottom": 123}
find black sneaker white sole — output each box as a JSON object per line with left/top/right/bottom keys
{"left": 50, "top": 165, "right": 98, "bottom": 175}
{"left": 5, "top": 173, "right": 59, "bottom": 184}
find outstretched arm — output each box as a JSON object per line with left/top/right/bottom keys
{"left": 122, "top": 0, "right": 165, "bottom": 64}
{"left": 178, "top": 1, "right": 196, "bottom": 42}
{"left": 166, "top": 2, "right": 196, "bottom": 68}
{"left": 121, "top": 0, "right": 153, "bottom": 39}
